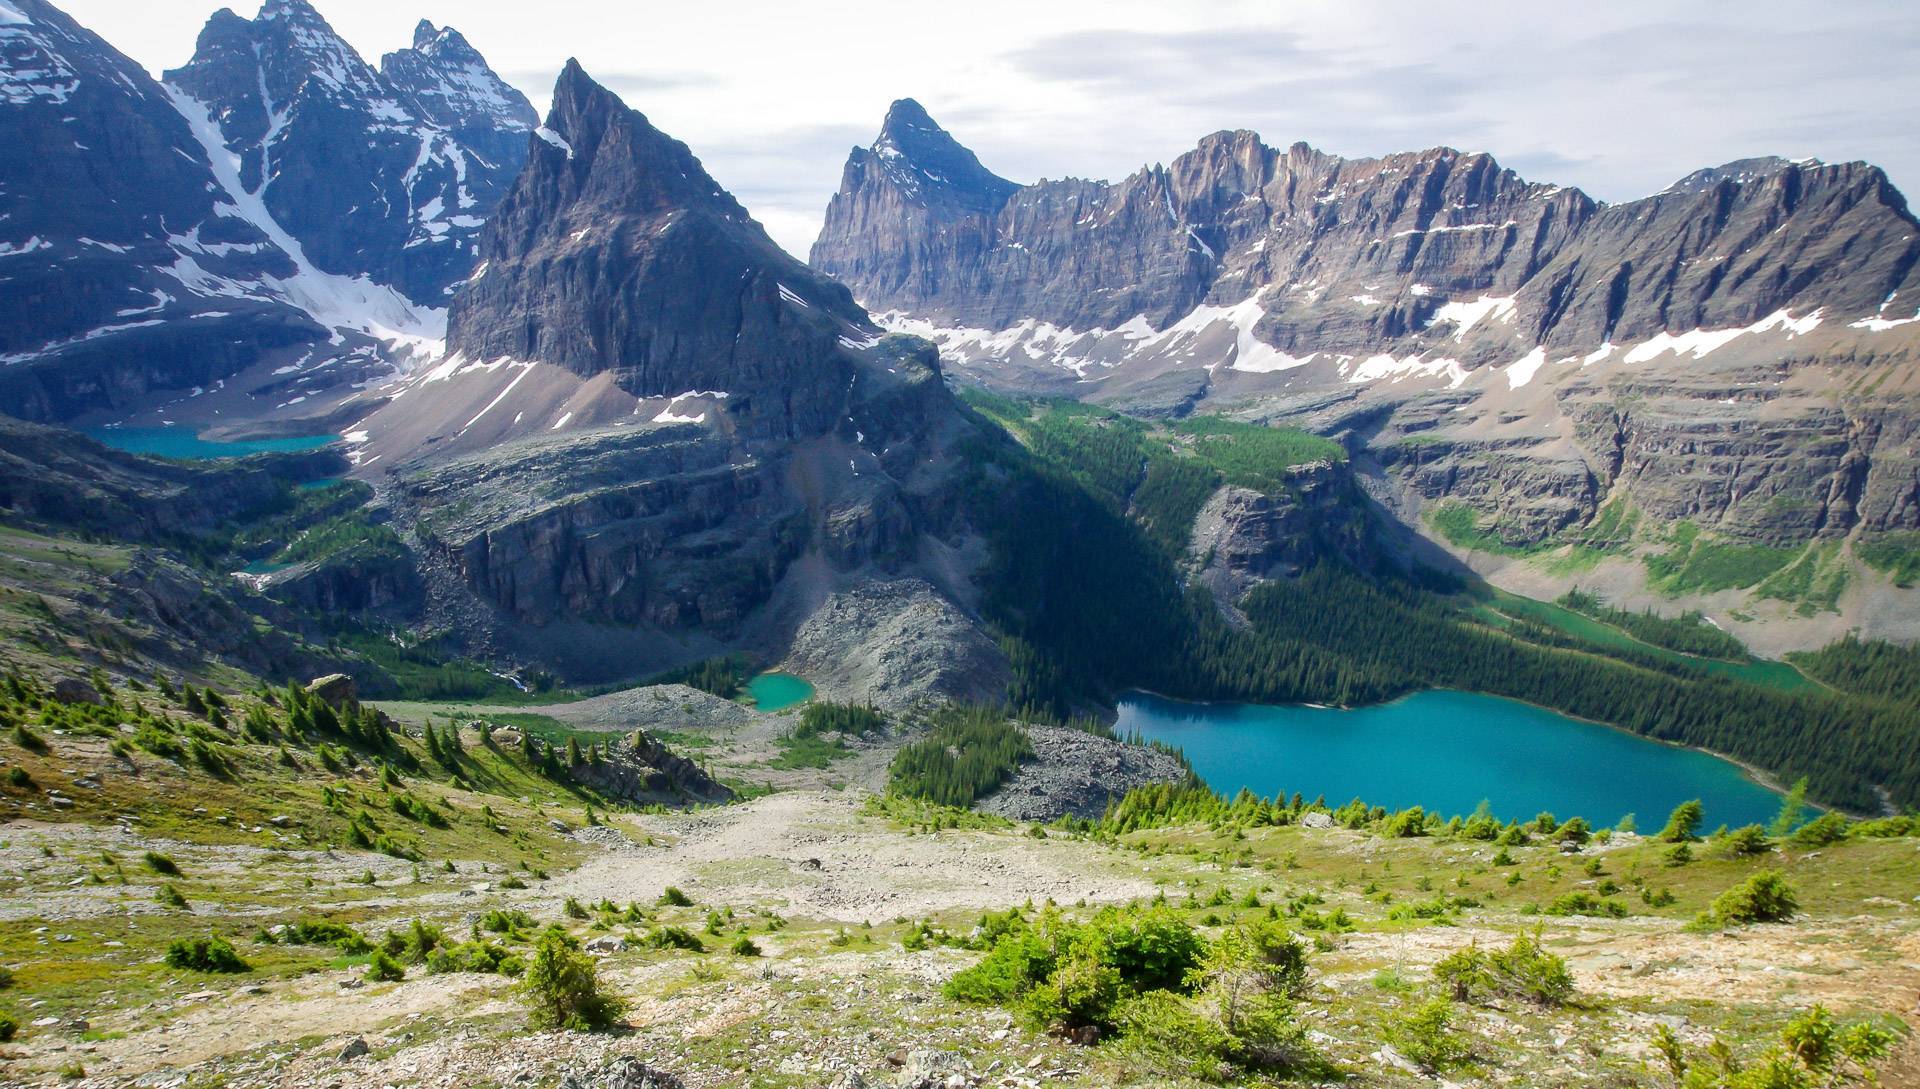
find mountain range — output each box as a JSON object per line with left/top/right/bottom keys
{"left": 0, "top": 0, "right": 528, "bottom": 424}
{"left": 813, "top": 101, "right": 1920, "bottom": 652}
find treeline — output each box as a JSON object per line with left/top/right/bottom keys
{"left": 888, "top": 705, "right": 1034, "bottom": 808}
{"left": 794, "top": 702, "right": 887, "bottom": 739}
{"left": 956, "top": 400, "right": 1920, "bottom": 813}
{"left": 1556, "top": 588, "right": 1749, "bottom": 661}
{"left": 1790, "top": 635, "right": 1920, "bottom": 706}
{"left": 651, "top": 654, "right": 752, "bottom": 700}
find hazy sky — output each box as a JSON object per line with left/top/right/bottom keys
{"left": 60, "top": 0, "right": 1920, "bottom": 257}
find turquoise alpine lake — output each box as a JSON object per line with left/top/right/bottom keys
{"left": 744, "top": 672, "right": 814, "bottom": 712}
{"left": 86, "top": 425, "right": 337, "bottom": 460}
{"left": 1117, "top": 689, "right": 1783, "bottom": 829}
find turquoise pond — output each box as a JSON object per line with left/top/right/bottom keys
{"left": 1117, "top": 689, "right": 1783, "bottom": 829}
{"left": 85, "top": 425, "right": 337, "bottom": 459}
{"left": 744, "top": 673, "right": 814, "bottom": 712}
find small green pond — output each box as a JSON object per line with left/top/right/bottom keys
{"left": 743, "top": 672, "right": 814, "bottom": 712}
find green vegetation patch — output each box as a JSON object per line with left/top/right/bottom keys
{"left": 1856, "top": 531, "right": 1920, "bottom": 587}
{"left": 888, "top": 705, "right": 1034, "bottom": 808}
{"left": 1643, "top": 524, "right": 1797, "bottom": 595}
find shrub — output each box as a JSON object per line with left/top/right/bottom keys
{"left": 283, "top": 918, "right": 372, "bottom": 953}
{"left": 427, "top": 940, "right": 523, "bottom": 977}
{"left": 641, "top": 926, "right": 704, "bottom": 952}
{"left": 564, "top": 896, "right": 588, "bottom": 920}
{"left": 1384, "top": 998, "right": 1472, "bottom": 1073}
{"left": 1705, "top": 870, "right": 1799, "bottom": 926}
{"left": 1659, "top": 799, "right": 1704, "bottom": 842}
{"left": 1719, "top": 824, "right": 1772, "bottom": 856}
{"left": 366, "top": 949, "right": 406, "bottom": 982}
{"left": 4, "top": 766, "right": 31, "bottom": 790}
{"left": 1791, "top": 811, "right": 1851, "bottom": 847}
{"left": 164, "top": 936, "right": 249, "bottom": 973}
{"left": 10, "top": 723, "right": 48, "bottom": 754}
{"left": 1652, "top": 1003, "right": 1895, "bottom": 1088}
{"left": 155, "top": 883, "right": 189, "bottom": 909}
{"left": 142, "top": 850, "right": 180, "bottom": 876}
{"left": 521, "top": 931, "right": 624, "bottom": 1031}
{"left": 0, "top": 1014, "right": 14, "bottom": 1042}
{"left": 1434, "top": 931, "right": 1573, "bottom": 1006}
{"left": 1544, "top": 892, "right": 1628, "bottom": 918}
{"left": 657, "top": 886, "right": 693, "bottom": 907}
{"left": 729, "top": 937, "right": 762, "bottom": 957}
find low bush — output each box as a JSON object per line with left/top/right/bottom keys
{"left": 1701, "top": 870, "right": 1799, "bottom": 927}
{"left": 1383, "top": 998, "right": 1472, "bottom": 1073}
{"left": 1433, "top": 931, "right": 1574, "bottom": 1006}
{"left": 521, "top": 930, "right": 624, "bottom": 1032}
{"left": 164, "top": 936, "right": 249, "bottom": 973}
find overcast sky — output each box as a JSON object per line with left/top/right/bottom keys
{"left": 61, "top": 0, "right": 1920, "bottom": 257}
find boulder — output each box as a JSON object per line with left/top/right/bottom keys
{"left": 306, "top": 674, "right": 358, "bottom": 709}
{"left": 338, "top": 1036, "right": 369, "bottom": 1061}
{"left": 557, "top": 1056, "right": 685, "bottom": 1089}
{"left": 51, "top": 678, "right": 104, "bottom": 705}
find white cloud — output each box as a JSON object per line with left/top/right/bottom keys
{"left": 62, "top": 0, "right": 1920, "bottom": 258}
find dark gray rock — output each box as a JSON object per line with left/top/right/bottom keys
{"left": 165, "top": 0, "right": 534, "bottom": 303}
{"left": 975, "top": 725, "right": 1187, "bottom": 822}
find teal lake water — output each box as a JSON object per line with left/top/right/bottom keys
{"left": 86, "top": 425, "right": 337, "bottom": 460}
{"left": 744, "top": 673, "right": 814, "bottom": 712}
{"left": 1118, "top": 689, "right": 1782, "bottom": 828}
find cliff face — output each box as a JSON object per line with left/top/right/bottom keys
{"left": 358, "top": 66, "right": 1000, "bottom": 684}
{"left": 812, "top": 105, "right": 1920, "bottom": 647}
{"left": 447, "top": 60, "right": 892, "bottom": 444}
{"left": 815, "top": 114, "right": 1920, "bottom": 359}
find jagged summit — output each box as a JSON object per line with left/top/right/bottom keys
{"left": 861, "top": 97, "right": 1019, "bottom": 214}
{"left": 165, "top": 0, "right": 534, "bottom": 303}
{"left": 448, "top": 60, "right": 890, "bottom": 442}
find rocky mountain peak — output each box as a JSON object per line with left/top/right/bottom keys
{"left": 450, "top": 60, "right": 884, "bottom": 441}
{"left": 380, "top": 16, "right": 534, "bottom": 133}
{"left": 864, "top": 97, "right": 1018, "bottom": 214}
{"left": 164, "top": 0, "right": 533, "bottom": 305}
{"left": 1665, "top": 155, "right": 1811, "bottom": 194}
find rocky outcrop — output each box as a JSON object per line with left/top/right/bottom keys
{"left": 567, "top": 730, "right": 731, "bottom": 807}
{"left": 1187, "top": 459, "right": 1371, "bottom": 611}
{"left": 373, "top": 63, "right": 998, "bottom": 681}
{"left": 975, "top": 725, "right": 1187, "bottom": 822}
{"left": 780, "top": 579, "right": 1009, "bottom": 710}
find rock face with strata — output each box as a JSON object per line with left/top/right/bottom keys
{"left": 1187, "top": 459, "right": 1371, "bottom": 612}
{"left": 812, "top": 104, "right": 1920, "bottom": 645}
{"left": 359, "top": 64, "right": 1005, "bottom": 688}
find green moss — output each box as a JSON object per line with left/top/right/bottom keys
{"left": 1856, "top": 532, "right": 1920, "bottom": 587}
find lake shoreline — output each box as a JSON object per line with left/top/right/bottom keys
{"left": 1120, "top": 684, "right": 1794, "bottom": 807}
{"left": 1118, "top": 687, "right": 1787, "bottom": 827}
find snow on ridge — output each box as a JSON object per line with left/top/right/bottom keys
{"left": 1505, "top": 346, "right": 1549, "bottom": 389}
{"left": 0, "top": 1, "right": 29, "bottom": 24}
{"left": 0, "top": 236, "right": 50, "bottom": 256}
{"left": 1425, "top": 294, "right": 1517, "bottom": 339}
{"left": 162, "top": 86, "right": 445, "bottom": 356}
{"left": 1622, "top": 308, "right": 1822, "bottom": 364}
{"left": 1348, "top": 353, "right": 1468, "bottom": 389}
{"left": 535, "top": 126, "right": 573, "bottom": 158}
